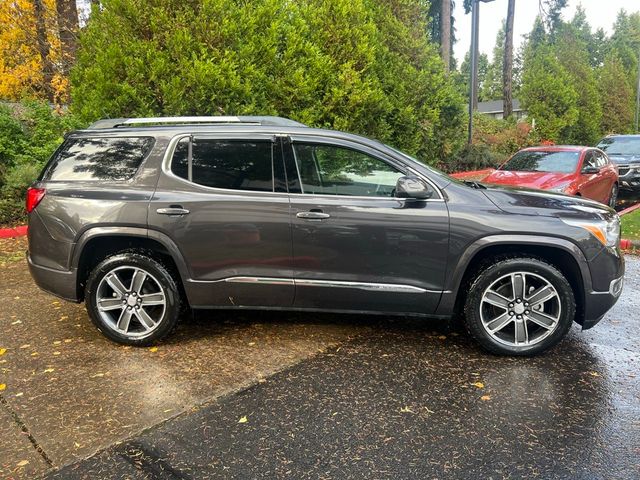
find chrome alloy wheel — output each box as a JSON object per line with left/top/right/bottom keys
{"left": 479, "top": 271, "right": 561, "bottom": 347}
{"left": 96, "top": 266, "right": 166, "bottom": 338}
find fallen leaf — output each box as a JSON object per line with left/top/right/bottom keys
{"left": 472, "top": 381, "right": 485, "bottom": 389}
{"left": 60, "top": 316, "right": 68, "bottom": 320}
{"left": 90, "top": 373, "right": 105, "bottom": 378}
{"left": 16, "top": 460, "right": 29, "bottom": 467}
{"left": 481, "top": 395, "right": 491, "bottom": 401}
{"left": 43, "top": 368, "right": 55, "bottom": 373}
{"left": 19, "top": 344, "right": 30, "bottom": 349}
{"left": 53, "top": 351, "right": 61, "bottom": 356}
{"left": 51, "top": 301, "right": 59, "bottom": 305}
{"left": 238, "top": 415, "right": 248, "bottom": 423}
{"left": 11, "top": 320, "right": 21, "bottom": 325}
{"left": 74, "top": 442, "right": 81, "bottom": 448}
{"left": 0, "top": 384, "right": 6, "bottom": 391}
{"left": 53, "top": 341, "right": 62, "bottom": 345}
{"left": 15, "top": 392, "right": 23, "bottom": 397}
{"left": 64, "top": 339, "right": 72, "bottom": 343}
{"left": 248, "top": 342, "right": 256, "bottom": 346}
{"left": 437, "top": 335, "right": 447, "bottom": 340}
{"left": 400, "top": 406, "right": 414, "bottom": 413}
{"left": 30, "top": 352, "right": 39, "bottom": 357}
{"left": 589, "top": 371, "right": 601, "bottom": 377}
{"left": 0, "top": 348, "right": 6, "bottom": 356}
{"left": 149, "top": 347, "right": 158, "bottom": 352}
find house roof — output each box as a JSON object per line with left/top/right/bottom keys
{"left": 477, "top": 99, "right": 522, "bottom": 114}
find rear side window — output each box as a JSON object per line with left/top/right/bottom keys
{"left": 42, "top": 137, "right": 154, "bottom": 181}
{"left": 171, "top": 139, "right": 274, "bottom": 192}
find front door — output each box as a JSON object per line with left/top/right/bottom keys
{"left": 283, "top": 136, "right": 449, "bottom": 314}
{"left": 148, "top": 133, "right": 294, "bottom": 308}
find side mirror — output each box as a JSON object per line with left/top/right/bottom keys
{"left": 582, "top": 166, "right": 600, "bottom": 175}
{"left": 395, "top": 176, "right": 433, "bottom": 200}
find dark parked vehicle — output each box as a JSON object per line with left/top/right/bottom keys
{"left": 27, "top": 117, "right": 624, "bottom": 355}
{"left": 596, "top": 134, "right": 640, "bottom": 196}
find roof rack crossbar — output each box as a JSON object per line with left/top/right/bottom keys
{"left": 88, "top": 116, "right": 306, "bottom": 129}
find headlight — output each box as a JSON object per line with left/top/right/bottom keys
{"left": 561, "top": 215, "right": 620, "bottom": 247}
{"left": 549, "top": 182, "right": 571, "bottom": 193}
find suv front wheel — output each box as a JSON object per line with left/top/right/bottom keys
{"left": 464, "top": 257, "right": 575, "bottom": 356}
{"left": 85, "top": 252, "right": 182, "bottom": 346}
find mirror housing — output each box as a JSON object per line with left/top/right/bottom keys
{"left": 582, "top": 166, "right": 600, "bottom": 175}
{"left": 395, "top": 176, "right": 433, "bottom": 200}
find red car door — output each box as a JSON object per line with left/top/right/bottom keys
{"left": 594, "top": 150, "right": 617, "bottom": 203}
{"left": 578, "top": 150, "right": 604, "bottom": 202}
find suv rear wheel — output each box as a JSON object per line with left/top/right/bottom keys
{"left": 464, "top": 257, "right": 575, "bottom": 356}
{"left": 85, "top": 252, "right": 182, "bottom": 346}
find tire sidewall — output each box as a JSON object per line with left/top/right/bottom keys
{"left": 85, "top": 253, "right": 181, "bottom": 346}
{"left": 464, "top": 258, "right": 575, "bottom": 356}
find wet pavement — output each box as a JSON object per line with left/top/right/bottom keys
{"left": 1, "top": 236, "right": 639, "bottom": 479}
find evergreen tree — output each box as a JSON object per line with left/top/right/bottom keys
{"left": 71, "top": 0, "right": 463, "bottom": 159}
{"left": 481, "top": 22, "right": 504, "bottom": 101}
{"left": 521, "top": 45, "right": 578, "bottom": 142}
{"left": 555, "top": 24, "right": 602, "bottom": 144}
{"left": 599, "top": 54, "right": 634, "bottom": 134}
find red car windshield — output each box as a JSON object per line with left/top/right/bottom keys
{"left": 500, "top": 151, "right": 580, "bottom": 173}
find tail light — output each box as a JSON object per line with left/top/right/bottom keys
{"left": 26, "top": 187, "right": 46, "bottom": 213}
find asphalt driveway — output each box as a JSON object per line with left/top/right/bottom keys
{"left": 1, "top": 236, "right": 638, "bottom": 479}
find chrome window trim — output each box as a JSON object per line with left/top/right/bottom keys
{"left": 161, "top": 133, "right": 445, "bottom": 202}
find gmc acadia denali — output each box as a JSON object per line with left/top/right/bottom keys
{"left": 26, "top": 116, "right": 625, "bottom": 355}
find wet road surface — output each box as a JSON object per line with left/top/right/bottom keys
{"left": 1, "top": 237, "right": 638, "bottom": 479}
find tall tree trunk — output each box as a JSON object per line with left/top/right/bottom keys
{"left": 440, "top": 0, "right": 451, "bottom": 72}
{"left": 33, "top": 0, "right": 54, "bottom": 100}
{"left": 503, "top": 0, "right": 515, "bottom": 118}
{"left": 56, "top": 0, "right": 79, "bottom": 75}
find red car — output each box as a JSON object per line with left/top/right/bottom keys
{"left": 483, "top": 146, "right": 619, "bottom": 208}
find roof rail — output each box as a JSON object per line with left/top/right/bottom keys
{"left": 88, "top": 116, "right": 306, "bottom": 129}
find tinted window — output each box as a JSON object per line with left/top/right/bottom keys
{"left": 171, "top": 139, "right": 274, "bottom": 192}
{"left": 293, "top": 143, "right": 404, "bottom": 197}
{"left": 597, "top": 136, "right": 640, "bottom": 155}
{"left": 500, "top": 150, "right": 580, "bottom": 174}
{"left": 43, "top": 137, "right": 154, "bottom": 181}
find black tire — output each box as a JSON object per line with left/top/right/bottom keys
{"left": 608, "top": 183, "right": 618, "bottom": 209}
{"left": 463, "top": 256, "right": 575, "bottom": 356}
{"left": 85, "top": 251, "right": 182, "bottom": 346}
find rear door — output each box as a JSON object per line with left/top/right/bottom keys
{"left": 283, "top": 135, "right": 449, "bottom": 315}
{"left": 148, "top": 133, "right": 294, "bottom": 308}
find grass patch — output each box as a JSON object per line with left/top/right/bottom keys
{"left": 621, "top": 208, "right": 640, "bottom": 241}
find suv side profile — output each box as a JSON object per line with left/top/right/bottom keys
{"left": 27, "top": 116, "right": 625, "bottom": 356}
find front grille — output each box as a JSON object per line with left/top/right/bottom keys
{"left": 618, "top": 165, "right": 630, "bottom": 176}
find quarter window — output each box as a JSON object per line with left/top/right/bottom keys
{"left": 42, "top": 137, "right": 154, "bottom": 181}
{"left": 171, "top": 139, "right": 274, "bottom": 192}
{"left": 292, "top": 143, "right": 404, "bottom": 197}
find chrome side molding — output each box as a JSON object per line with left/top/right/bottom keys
{"left": 222, "top": 276, "right": 430, "bottom": 293}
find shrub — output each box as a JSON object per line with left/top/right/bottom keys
{"left": 0, "top": 101, "right": 82, "bottom": 225}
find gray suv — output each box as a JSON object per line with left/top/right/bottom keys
{"left": 27, "top": 116, "right": 625, "bottom": 355}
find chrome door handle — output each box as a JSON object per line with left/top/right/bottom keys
{"left": 296, "top": 211, "right": 330, "bottom": 220}
{"left": 156, "top": 207, "right": 190, "bottom": 216}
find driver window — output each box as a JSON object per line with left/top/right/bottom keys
{"left": 582, "top": 151, "right": 597, "bottom": 169}
{"left": 292, "top": 143, "right": 405, "bottom": 197}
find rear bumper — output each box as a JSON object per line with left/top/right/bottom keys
{"left": 27, "top": 254, "right": 80, "bottom": 302}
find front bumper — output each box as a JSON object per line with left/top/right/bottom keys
{"left": 581, "top": 275, "right": 624, "bottom": 330}
{"left": 617, "top": 165, "right": 640, "bottom": 191}
{"left": 27, "top": 254, "right": 80, "bottom": 302}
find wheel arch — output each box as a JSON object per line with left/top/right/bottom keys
{"left": 72, "top": 227, "right": 190, "bottom": 301}
{"left": 439, "top": 235, "right": 591, "bottom": 325}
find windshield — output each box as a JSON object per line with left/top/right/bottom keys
{"left": 500, "top": 150, "right": 580, "bottom": 173}
{"left": 597, "top": 136, "right": 640, "bottom": 155}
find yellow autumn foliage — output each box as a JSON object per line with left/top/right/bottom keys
{"left": 0, "top": 0, "right": 67, "bottom": 102}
